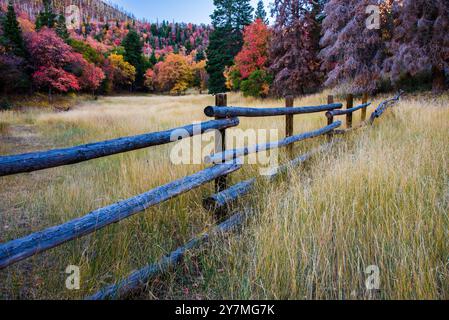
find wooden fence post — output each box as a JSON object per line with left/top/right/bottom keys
{"left": 327, "top": 95, "right": 334, "bottom": 126}
{"left": 346, "top": 94, "right": 354, "bottom": 129}
{"left": 361, "top": 93, "right": 368, "bottom": 122}
{"left": 215, "top": 93, "right": 228, "bottom": 193}
{"left": 327, "top": 95, "right": 334, "bottom": 140}
{"left": 286, "top": 96, "right": 294, "bottom": 158}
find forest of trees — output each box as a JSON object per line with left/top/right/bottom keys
{"left": 0, "top": 0, "right": 448, "bottom": 100}
{"left": 0, "top": 0, "right": 211, "bottom": 97}
{"left": 214, "top": 0, "right": 449, "bottom": 97}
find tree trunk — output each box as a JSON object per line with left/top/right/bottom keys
{"left": 432, "top": 66, "right": 446, "bottom": 93}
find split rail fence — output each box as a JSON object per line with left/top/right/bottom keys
{"left": 0, "top": 91, "right": 403, "bottom": 299}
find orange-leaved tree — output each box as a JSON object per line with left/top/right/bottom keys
{"left": 151, "top": 53, "right": 194, "bottom": 95}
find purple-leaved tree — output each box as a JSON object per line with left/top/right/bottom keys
{"left": 319, "top": 0, "right": 391, "bottom": 94}
{"left": 268, "top": 0, "right": 323, "bottom": 97}
{"left": 383, "top": 0, "right": 449, "bottom": 92}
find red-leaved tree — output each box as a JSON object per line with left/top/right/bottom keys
{"left": 27, "top": 27, "right": 74, "bottom": 69}
{"left": 66, "top": 51, "right": 105, "bottom": 94}
{"left": 234, "top": 18, "right": 271, "bottom": 79}
{"left": 32, "top": 66, "right": 80, "bottom": 93}
{"left": 27, "top": 27, "right": 80, "bottom": 95}
{"left": 78, "top": 62, "right": 105, "bottom": 94}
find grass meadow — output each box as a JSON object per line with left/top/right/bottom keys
{"left": 0, "top": 92, "right": 448, "bottom": 299}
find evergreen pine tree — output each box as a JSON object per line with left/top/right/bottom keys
{"left": 55, "top": 14, "right": 69, "bottom": 41}
{"left": 206, "top": 0, "right": 254, "bottom": 94}
{"left": 122, "top": 29, "right": 145, "bottom": 89}
{"left": 149, "top": 51, "right": 157, "bottom": 66}
{"left": 255, "top": 0, "right": 268, "bottom": 24}
{"left": 36, "top": 0, "right": 56, "bottom": 30}
{"left": 195, "top": 50, "right": 205, "bottom": 62}
{"left": 2, "top": 0, "right": 27, "bottom": 58}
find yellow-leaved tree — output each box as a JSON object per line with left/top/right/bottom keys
{"left": 151, "top": 53, "right": 194, "bottom": 95}
{"left": 107, "top": 54, "right": 136, "bottom": 91}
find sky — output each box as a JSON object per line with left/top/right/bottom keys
{"left": 106, "top": 0, "right": 272, "bottom": 24}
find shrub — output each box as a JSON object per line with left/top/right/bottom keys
{"left": 241, "top": 70, "right": 272, "bottom": 98}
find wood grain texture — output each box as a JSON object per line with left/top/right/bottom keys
{"left": 204, "top": 104, "right": 343, "bottom": 118}
{"left": 0, "top": 162, "right": 242, "bottom": 269}
{"left": 285, "top": 96, "right": 294, "bottom": 158}
{"left": 87, "top": 211, "right": 248, "bottom": 300}
{"left": 0, "top": 118, "right": 240, "bottom": 177}
{"left": 361, "top": 93, "right": 369, "bottom": 121}
{"left": 204, "top": 121, "right": 342, "bottom": 164}
{"left": 346, "top": 94, "right": 354, "bottom": 129}
{"left": 215, "top": 94, "right": 228, "bottom": 193}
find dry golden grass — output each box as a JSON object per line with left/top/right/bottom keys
{"left": 0, "top": 92, "right": 447, "bottom": 300}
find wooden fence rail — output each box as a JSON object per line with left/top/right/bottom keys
{"left": 204, "top": 121, "right": 342, "bottom": 164}
{"left": 0, "top": 118, "right": 239, "bottom": 177}
{"left": 0, "top": 162, "right": 241, "bottom": 269}
{"left": 86, "top": 93, "right": 404, "bottom": 299}
{"left": 204, "top": 179, "right": 256, "bottom": 212}
{"left": 204, "top": 103, "right": 343, "bottom": 118}
{"left": 369, "top": 91, "right": 404, "bottom": 124}
{"left": 326, "top": 102, "right": 371, "bottom": 117}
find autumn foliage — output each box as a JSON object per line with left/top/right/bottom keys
{"left": 147, "top": 52, "right": 207, "bottom": 95}
{"left": 1, "top": 0, "right": 448, "bottom": 99}
{"left": 0, "top": 0, "right": 209, "bottom": 97}
{"left": 226, "top": 19, "right": 271, "bottom": 97}
{"left": 234, "top": 19, "right": 270, "bottom": 79}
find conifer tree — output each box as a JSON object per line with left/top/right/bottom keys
{"left": 122, "top": 29, "right": 145, "bottom": 89}
{"left": 55, "top": 14, "right": 69, "bottom": 42}
{"left": 2, "top": 0, "right": 27, "bottom": 58}
{"left": 36, "top": 0, "right": 56, "bottom": 30}
{"left": 206, "top": 0, "right": 254, "bottom": 94}
{"left": 149, "top": 51, "right": 158, "bottom": 66}
{"left": 255, "top": 0, "right": 268, "bottom": 24}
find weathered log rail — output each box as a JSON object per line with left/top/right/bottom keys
{"left": 326, "top": 103, "right": 371, "bottom": 117}
{"left": 0, "top": 118, "right": 239, "bottom": 177}
{"left": 204, "top": 103, "right": 343, "bottom": 118}
{"left": 369, "top": 91, "right": 404, "bottom": 124}
{"left": 0, "top": 91, "right": 403, "bottom": 299}
{"left": 204, "top": 140, "right": 340, "bottom": 212}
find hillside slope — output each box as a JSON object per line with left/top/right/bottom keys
{"left": 0, "top": 0, "right": 132, "bottom": 22}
